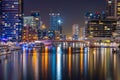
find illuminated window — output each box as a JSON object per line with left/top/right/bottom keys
{"left": 108, "top": 1, "right": 112, "bottom": 4}
{"left": 89, "top": 27, "right": 94, "bottom": 30}
{"left": 11, "top": 5, "right": 14, "bottom": 8}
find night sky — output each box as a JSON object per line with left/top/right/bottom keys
{"left": 24, "top": 0, "right": 106, "bottom": 35}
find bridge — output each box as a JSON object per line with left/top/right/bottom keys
{"left": 37, "top": 40, "right": 88, "bottom": 43}
{"left": 20, "top": 40, "right": 89, "bottom": 48}
{"left": 36, "top": 40, "right": 89, "bottom": 48}
{"left": 51, "top": 40, "right": 88, "bottom": 43}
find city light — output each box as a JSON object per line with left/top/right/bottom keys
{"left": 58, "top": 20, "right": 62, "bottom": 24}
{"left": 0, "top": 0, "right": 120, "bottom": 80}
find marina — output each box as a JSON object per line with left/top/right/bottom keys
{"left": 0, "top": 43, "right": 120, "bottom": 80}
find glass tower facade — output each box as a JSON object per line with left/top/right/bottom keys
{"left": 49, "top": 13, "right": 62, "bottom": 34}
{"left": 85, "top": 19, "right": 117, "bottom": 38}
{"left": 0, "top": 0, "right": 2, "bottom": 39}
{"left": 1, "top": 0, "right": 23, "bottom": 42}
{"left": 72, "top": 24, "right": 79, "bottom": 40}
{"left": 106, "top": 0, "right": 120, "bottom": 17}
{"left": 31, "top": 11, "right": 41, "bottom": 29}
{"left": 106, "top": 0, "right": 115, "bottom": 17}
{"left": 116, "top": 0, "right": 120, "bottom": 16}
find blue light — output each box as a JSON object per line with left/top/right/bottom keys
{"left": 57, "top": 53, "right": 62, "bottom": 80}
{"left": 58, "top": 20, "right": 62, "bottom": 24}
{"left": 22, "top": 44, "right": 28, "bottom": 50}
{"left": 52, "top": 54, "right": 56, "bottom": 80}
{"left": 90, "top": 13, "right": 93, "bottom": 16}
{"left": 57, "top": 44, "right": 62, "bottom": 54}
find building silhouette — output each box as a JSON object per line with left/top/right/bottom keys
{"left": 0, "top": 0, "right": 2, "bottom": 40}
{"left": 0, "top": 0, "right": 23, "bottom": 42}
{"left": 106, "top": 0, "right": 120, "bottom": 18}
{"left": 22, "top": 16, "right": 38, "bottom": 42}
{"left": 85, "top": 18, "right": 117, "bottom": 40}
{"left": 49, "top": 13, "right": 62, "bottom": 34}
{"left": 72, "top": 24, "right": 79, "bottom": 40}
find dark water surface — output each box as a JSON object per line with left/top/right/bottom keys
{"left": 0, "top": 46, "right": 120, "bottom": 80}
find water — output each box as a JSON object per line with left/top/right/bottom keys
{"left": 0, "top": 46, "right": 120, "bottom": 80}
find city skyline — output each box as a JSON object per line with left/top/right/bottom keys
{"left": 24, "top": 0, "right": 106, "bottom": 35}
{"left": 0, "top": 0, "right": 120, "bottom": 80}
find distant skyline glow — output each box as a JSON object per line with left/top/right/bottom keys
{"left": 24, "top": 0, "right": 106, "bottom": 35}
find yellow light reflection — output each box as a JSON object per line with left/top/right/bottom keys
{"left": 68, "top": 47, "right": 71, "bottom": 77}
{"left": 101, "top": 48, "right": 105, "bottom": 69}
{"left": 104, "top": 48, "right": 107, "bottom": 79}
{"left": 113, "top": 54, "right": 117, "bottom": 80}
{"left": 45, "top": 47, "right": 48, "bottom": 77}
{"left": 80, "top": 47, "right": 83, "bottom": 53}
{"left": 93, "top": 48, "right": 97, "bottom": 72}
{"left": 45, "top": 46, "right": 48, "bottom": 53}
{"left": 80, "top": 53, "right": 83, "bottom": 74}
{"left": 99, "top": 48, "right": 105, "bottom": 78}
{"left": 32, "top": 48, "right": 39, "bottom": 80}
{"left": 41, "top": 46, "right": 49, "bottom": 79}
{"left": 105, "top": 48, "right": 110, "bottom": 79}
{"left": 90, "top": 54, "right": 94, "bottom": 78}
{"left": 42, "top": 47, "right": 45, "bottom": 79}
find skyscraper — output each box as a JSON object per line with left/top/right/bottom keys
{"left": 106, "top": 0, "right": 120, "bottom": 18}
{"left": 31, "top": 11, "right": 41, "bottom": 29}
{"left": 49, "top": 13, "right": 62, "bottom": 34}
{"left": 1, "top": 0, "right": 23, "bottom": 42}
{"left": 106, "top": 0, "right": 115, "bottom": 17}
{"left": 22, "top": 16, "right": 38, "bottom": 42}
{"left": 116, "top": 0, "right": 120, "bottom": 17}
{"left": 113, "top": 18, "right": 120, "bottom": 40}
{"left": 72, "top": 24, "right": 79, "bottom": 40}
{"left": 0, "top": 0, "right": 2, "bottom": 39}
{"left": 85, "top": 18, "right": 117, "bottom": 40}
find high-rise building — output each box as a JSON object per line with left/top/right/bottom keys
{"left": 116, "top": 0, "right": 120, "bottom": 17}
{"left": 31, "top": 11, "right": 41, "bottom": 29}
{"left": 0, "top": 0, "right": 2, "bottom": 39}
{"left": 72, "top": 24, "right": 79, "bottom": 40}
{"left": 22, "top": 16, "right": 38, "bottom": 42}
{"left": 85, "top": 18, "right": 117, "bottom": 40}
{"left": 80, "top": 27, "right": 84, "bottom": 39}
{"left": 114, "top": 19, "right": 120, "bottom": 39}
{"left": 1, "top": 0, "right": 23, "bottom": 42}
{"left": 106, "top": 0, "right": 115, "bottom": 17}
{"left": 106, "top": 0, "right": 120, "bottom": 18}
{"left": 38, "top": 24, "right": 48, "bottom": 40}
{"left": 49, "top": 13, "right": 62, "bottom": 34}
{"left": 31, "top": 11, "right": 41, "bottom": 40}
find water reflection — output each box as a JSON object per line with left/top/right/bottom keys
{"left": 51, "top": 52, "right": 56, "bottom": 80}
{"left": 68, "top": 47, "right": 71, "bottom": 79}
{"left": 57, "top": 53, "right": 62, "bottom": 80}
{"left": 32, "top": 48, "right": 39, "bottom": 80}
{"left": 0, "top": 44, "right": 120, "bottom": 80}
{"left": 4, "top": 59, "right": 8, "bottom": 80}
{"left": 23, "top": 50, "right": 27, "bottom": 80}
{"left": 44, "top": 47, "right": 48, "bottom": 80}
